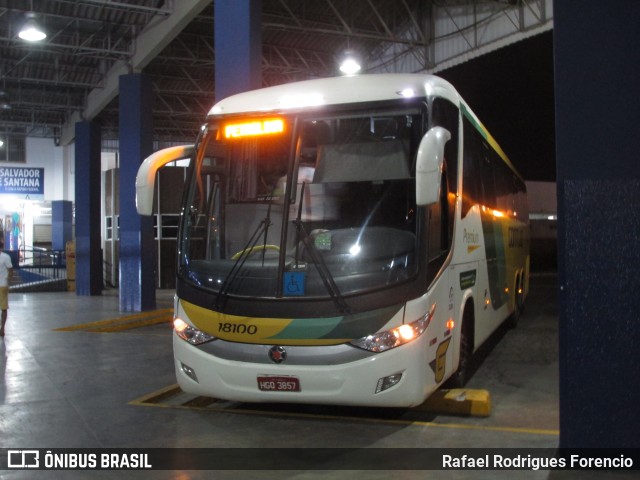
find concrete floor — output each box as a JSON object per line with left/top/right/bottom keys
{"left": 0, "top": 275, "right": 631, "bottom": 479}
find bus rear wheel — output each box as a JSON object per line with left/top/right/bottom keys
{"left": 507, "top": 274, "right": 524, "bottom": 329}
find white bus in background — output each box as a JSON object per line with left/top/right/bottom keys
{"left": 136, "top": 73, "right": 529, "bottom": 407}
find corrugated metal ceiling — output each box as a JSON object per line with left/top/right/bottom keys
{"left": 0, "top": 0, "right": 550, "bottom": 145}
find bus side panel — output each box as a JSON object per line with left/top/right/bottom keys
{"left": 419, "top": 268, "right": 457, "bottom": 389}
{"left": 452, "top": 204, "right": 494, "bottom": 351}
{"left": 502, "top": 218, "right": 529, "bottom": 312}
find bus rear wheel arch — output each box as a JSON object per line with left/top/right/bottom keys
{"left": 507, "top": 271, "right": 525, "bottom": 329}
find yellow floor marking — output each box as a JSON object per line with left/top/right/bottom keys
{"left": 54, "top": 308, "right": 173, "bottom": 332}
{"left": 129, "top": 384, "right": 183, "bottom": 406}
{"left": 130, "top": 384, "right": 559, "bottom": 437}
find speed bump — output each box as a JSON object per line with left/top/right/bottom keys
{"left": 416, "top": 388, "right": 491, "bottom": 417}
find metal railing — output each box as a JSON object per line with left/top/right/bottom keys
{"left": 8, "top": 247, "right": 68, "bottom": 292}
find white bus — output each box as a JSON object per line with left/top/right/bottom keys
{"left": 136, "top": 73, "right": 529, "bottom": 407}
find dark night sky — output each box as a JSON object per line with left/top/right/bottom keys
{"left": 438, "top": 30, "right": 556, "bottom": 182}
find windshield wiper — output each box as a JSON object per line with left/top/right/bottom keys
{"left": 260, "top": 187, "right": 276, "bottom": 266}
{"left": 293, "top": 182, "right": 350, "bottom": 313}
{"left": 214, "top": 212, "right": 272, "bottom": 311}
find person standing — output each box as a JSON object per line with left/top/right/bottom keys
{"left": 0, "top": 237, "right": 14, "bottom": 337}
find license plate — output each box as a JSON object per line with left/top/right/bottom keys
{"left": 257, "top": 376, "right": 301, "bottom": 392}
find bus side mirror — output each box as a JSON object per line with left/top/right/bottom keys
{"left": 136, "top": 145, "right": 195, "bottom": 215}
{"left": 415, "top": 126, "right": 451, "bottom": 206}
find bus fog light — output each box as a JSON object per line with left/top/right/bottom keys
{"left": 375, "top": 373, "right": 403, "bottom": 393}
{"left": 180, "top": 362, "right": 199, "bottom": 383}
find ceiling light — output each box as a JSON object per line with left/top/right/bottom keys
{"left": 18, "top": 12, "right": 47, "bottom": 42}
{"left": 339, "top": 50, "right": 362, "bottom": 76}
{"left": 0, "top": 91, "right": 11, "bottom": 110}
{"left": 398, "top": 88, "right": 416, "bottom": 98}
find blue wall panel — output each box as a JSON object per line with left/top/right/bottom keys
{"left": 52, "top": 200, "right": 72, "bottom": 251}
{"left": 554, "top": 0, "right": 640, "bottom": 447}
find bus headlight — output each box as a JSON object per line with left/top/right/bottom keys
{"left": 349, "top": 305, "right": 435, "bottom": 353}
{"left": 174, "top": 318, "right": 216, "bottom": 345}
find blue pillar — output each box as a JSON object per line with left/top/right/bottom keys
{"left": 74, "top": 121, "right": 102, "bottom": 296}
{"left": 118, "top": 73, "right": 155, "bottom": 312}
{"left": 52, "top": 200, "right": 72, "bottom": 251}
{"left": 214, "top": 0, "right": 262, "bottom": 101}
{"left": 554, "top": 0, "right": 640, "bottom": 448}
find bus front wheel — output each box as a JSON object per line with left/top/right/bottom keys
{"left": 446, "top": 305, "right": 473, "bottom": 388}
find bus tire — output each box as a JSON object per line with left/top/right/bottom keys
{"left": 446, "top": 304, "right": 473, "bottom": 388}
{"left": 507, "top": 274, "right": 524, "bottom": 329}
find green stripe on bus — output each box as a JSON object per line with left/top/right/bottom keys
{"left": 460, "top": 103, "right": 516, "bottom": 171}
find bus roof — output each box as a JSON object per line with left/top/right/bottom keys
{"left": 207, "top": 73, "right": 460, "bottom": 117}
{"left": 207, "top": 73, "right": 522, "bottom": 180}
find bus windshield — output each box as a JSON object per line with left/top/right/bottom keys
{"left": 180, "top": 109, "right": 423, "bottom": 306}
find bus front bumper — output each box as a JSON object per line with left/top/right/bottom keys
{"left": 172, "top": 333, "right": 437, "bottom": 408}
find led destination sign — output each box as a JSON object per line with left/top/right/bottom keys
{"left": 224, "top": 118, "right": 285, "bottom": 138}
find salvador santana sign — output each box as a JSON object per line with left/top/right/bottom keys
{"left": 0, "top": 167, "right": 45, "bottom": 198}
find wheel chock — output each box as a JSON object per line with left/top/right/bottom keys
{"left": 415, "top": 388, "right": 491, "bottom": 417}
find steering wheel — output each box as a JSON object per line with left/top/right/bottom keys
{"left": 231, "top": 244, "right": 280, "bottom": 260}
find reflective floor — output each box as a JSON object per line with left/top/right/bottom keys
{"left": 0, "top": 277, "right": 623, "bottom": 479}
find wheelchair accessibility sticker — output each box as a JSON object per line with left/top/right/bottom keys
{"left": 284, "top": 272, "right": 305, "bottom": 296}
